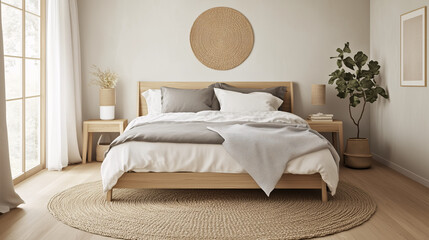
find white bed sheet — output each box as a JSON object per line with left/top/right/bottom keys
{"left": 101, "top": 142, "right": 339, "bottom": 194}
{"left": 101, "top": 111, "right": 339, "bottom": 195}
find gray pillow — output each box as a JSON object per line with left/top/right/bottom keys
{"left": 212, "top": 83, "right": 287, "bottom": 110}
{"left": 209, "top": 83, "right": 221, "bottom": 110}
{"left": 161, "top": 86, "right": 215, "bottom": 113}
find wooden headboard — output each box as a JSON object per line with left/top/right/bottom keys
{"left": 137, "top": 82, "right": 294, "bottom": 116}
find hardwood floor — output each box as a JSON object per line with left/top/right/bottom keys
{"left": 1, "top": 161, "right": 428, "bottom": 240}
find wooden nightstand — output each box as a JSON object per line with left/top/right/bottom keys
{"left": 306, "top": 120, "right": 344, "bottom": 165}
{"left": 82, "top": 119, "right": 128, "bottom": 164}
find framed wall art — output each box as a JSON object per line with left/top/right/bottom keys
{"left": 400, "top": 6, "right": 427, "bottom": 87}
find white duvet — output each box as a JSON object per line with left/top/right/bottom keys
{"left": 101, "top": 111, "right": 339, "bottom": 194}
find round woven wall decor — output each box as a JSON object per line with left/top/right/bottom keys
{"left": 190, "top": 7, "right": 254, "bottom": 70}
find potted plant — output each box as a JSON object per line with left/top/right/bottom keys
{"left": 91, "top": 65, "right": 119, "bottom": 120}
{"left": 329, "top": 42, "right": 388, "bottom": 168}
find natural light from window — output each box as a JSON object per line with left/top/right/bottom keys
{"left": 1, "top": 0, "right": 42, "bottom": 179}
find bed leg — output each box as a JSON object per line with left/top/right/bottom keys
{"left": 106, "top": 189, "right": 112, "bottom": 202}
{"left": 321, "top": 181, "right": 328, "bottom": 202}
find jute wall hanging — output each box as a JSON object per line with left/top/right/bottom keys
{"left": 190, "top": 7, "right": 254, "bottom": 70}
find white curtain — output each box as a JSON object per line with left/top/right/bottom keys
{"left": 46, "top": 0, "right": 82, "bottom": 170}
{"left": 0, "top": 3, "right": 24, "bottom": 214}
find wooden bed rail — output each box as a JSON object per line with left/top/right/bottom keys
{"left": 106, "top": 173, "right": 328, "bottom": 202}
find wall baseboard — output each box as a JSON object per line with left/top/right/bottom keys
{"left": 372, "top": 153, "right": 429, "bottom": 188}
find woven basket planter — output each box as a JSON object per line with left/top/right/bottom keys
{"left": 344, "top": 138, "right": 372, "bottom": 169}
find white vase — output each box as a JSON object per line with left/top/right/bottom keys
{"left": 100, "top": 106, "right": 115, "bottom": 120}
{"left": 99, "top": 88, "right": 116, "bottom": 120}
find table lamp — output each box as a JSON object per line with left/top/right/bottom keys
{"left": 312, "top": 84, "right": 326, "bottom": 106}
{"left": 310, "top": 84, "right": 333, "bottom": 121}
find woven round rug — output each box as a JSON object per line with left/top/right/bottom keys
{"left": 190, "top": 7, "right": 254, "bottom": 70}
{"left": 48, "top": 181, "right": 376, "bottom": 240}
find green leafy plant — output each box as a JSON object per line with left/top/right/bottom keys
{"left": 329, "top": 42, "right": 388, "bottom": 139}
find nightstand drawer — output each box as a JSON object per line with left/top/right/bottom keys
{"left": 309, "top": 124, "right": 339, "bottom": 132}
{"left": 87, "top": 124, "right": 120, "bottom": 132}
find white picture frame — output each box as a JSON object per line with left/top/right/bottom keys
{"left": 400, "top": 6, "right": 427, "bottom": 87}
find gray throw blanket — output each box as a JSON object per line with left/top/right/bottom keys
{"left": 107, "top": 121, "right": 339, "bottom": 196}
{"left": 107, "top": 122, "right": 247, "bottom": 149}
{"left": 208, "top": 123, "right": 339, "bottom": 196}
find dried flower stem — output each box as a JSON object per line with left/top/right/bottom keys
{"left": 90, "top": 65, "right": 118, "bottom": 89}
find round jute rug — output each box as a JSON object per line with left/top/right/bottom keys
{"left": 48, "top": 181, "right": 376, "bottom": 240}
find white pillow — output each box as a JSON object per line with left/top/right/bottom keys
{"left": 141, "top": 89, "right": 162, "bottom": 114}
{"left": 214, "top": 88, "right": 283, "bottom": 112}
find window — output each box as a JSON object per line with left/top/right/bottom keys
{"left": 1, "top": 0, "right": 45, "bottom": 182}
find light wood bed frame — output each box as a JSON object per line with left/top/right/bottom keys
{"left": 106, "top": 81, "right": 328, "bottom": 202}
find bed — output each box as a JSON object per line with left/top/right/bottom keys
{"left": 101, "top": 81, "right": 339, "bottom": 202}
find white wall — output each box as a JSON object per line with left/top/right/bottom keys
{"left": 77, "top": 0, "right": 370, "bottom": 142}
{"left": 370, "top": 0, "right": 429, "bottom": 186}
